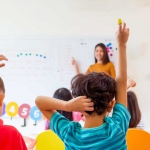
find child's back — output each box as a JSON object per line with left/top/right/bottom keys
{"left": 50, "top": 73, "right": 130, "bottom": 149}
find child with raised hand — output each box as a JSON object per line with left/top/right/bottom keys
{"left": 35, "top": 21, "right": 130, "bottom": 149}
{"left": 127, "top": 79, "right": 145, "bottom": 129}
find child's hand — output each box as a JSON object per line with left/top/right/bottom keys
{"left": 66, "top": 96, "right": 94, "bottom": 114}
{"left": 0, "top": 55, "right": 8, "bottom": 68}
{"left": 127, "top": 79, "right": 136, "bottom": 89}
{"left": 116, "top": 22, "right": 129, "bottom": 46}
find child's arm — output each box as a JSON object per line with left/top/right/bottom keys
{"left": 115, "top": 22, "right": 129, "bottom": 107}
{"left": 35, "top": 96, "right": 94, "bottom": 120}
{"left": 72, "top": 57, "right": 80, "bottom": 74}
{"left": 127, "top": 79, "right": 136, "bottom": 90}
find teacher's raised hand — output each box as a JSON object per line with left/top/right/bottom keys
{"left": 71, "top": 57, "right": 79, "bottom": 74}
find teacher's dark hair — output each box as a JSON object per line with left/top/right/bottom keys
{"left": 71, "top": 72, "right": 116, "bottom": 115}
{"left": 53, "top": 88, "right": 73, "bottom": 121}
{"left": 127, "top": 91, "right": 141, "bottom": 128}
{"left": 94, "top": 43, "right": 110, "bottom": 64}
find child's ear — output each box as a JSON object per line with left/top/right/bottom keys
{"left": 107, "top": 100, "right": 116, "bottom": 113}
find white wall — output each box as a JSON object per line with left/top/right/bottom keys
{"left": 0, "top": 0, "right": 150, "bottom": 134}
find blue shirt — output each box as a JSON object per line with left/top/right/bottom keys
{"left": 50, "top": 103, "right": 130, "bottom": 150}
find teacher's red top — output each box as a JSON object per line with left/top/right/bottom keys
{"left": 0, "top": 119, "right": 27, "bottom": 150}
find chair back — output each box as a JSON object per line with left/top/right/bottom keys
{"left": 126, "top": 129, "right": 150, "bottom": 150}
{"left": 36, "top": 130, "right": 65, "bottom": 150}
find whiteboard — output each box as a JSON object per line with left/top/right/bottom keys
{"left": 0, "top": 37, "right": 117, "bottom": 106}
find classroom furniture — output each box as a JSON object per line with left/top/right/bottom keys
{"left": 36, "top": 130, "right": 65, "bottom": 150}
{"left": 23, "top": 136, "right": 37, "bottom": 149}
{"left": 126, "top": 128, "right": 150, "bottom": 150}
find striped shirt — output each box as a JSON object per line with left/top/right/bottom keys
{"left": 50, "top": 103, "right": 130, "bottom": 150}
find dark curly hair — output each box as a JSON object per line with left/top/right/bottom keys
{"left": 71, "top": 72, "right": 116, "bottom": 115}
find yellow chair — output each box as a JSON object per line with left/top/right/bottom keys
{"left": 36, "top": 130, "right": 65, "bottom": 150}
{"left": 126, "top": 129, "right": 150, "bottom": 150}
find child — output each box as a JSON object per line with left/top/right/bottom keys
{"left": 0, "top": 55, "right": 27, "bottom": 150}
{"left": 45, "top": 88, "right": 83, "bottom": 130}
{"left": 53, "top": 88, "right": 73, "bottom": 121}
{"left": 72, "top": 43, "right": 116, "bottom": 79}
{"left": 35, "top": 22, "right": 130, "bottom": 149}
{"left": 127, "top": 79, "right": 144, "bottom": 129}
{"left": 45, "top": 88, "right": 73, "bottom": 130}
{"left": 127, "top": 91, "right": 144, "bottom": 129}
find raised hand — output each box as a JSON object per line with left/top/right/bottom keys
{"left": 71, "top": 57, "right": 77, "bottom": 66}
{"left": 127, "top": 79, "right": 136, "bottom": 89}
{"left": 71, "top": 57, "right": 80, "bottom": 74}
{"left": 116, "top": 22, "right": 129, "bottom": 46}
{"left": 0, "top": 55, "right": 8, "bottom": 68}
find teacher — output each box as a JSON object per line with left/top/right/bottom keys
{"left": 72, "top": 43, "right": 116, "bottom": 79}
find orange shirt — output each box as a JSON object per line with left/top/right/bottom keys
{"left": 86, "top": 62, "right": 116, "bottom": 79}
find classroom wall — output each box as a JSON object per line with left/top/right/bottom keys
{"left": 0, "top": 0, "right": 150, "bottom": 133}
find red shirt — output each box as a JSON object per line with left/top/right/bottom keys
{"left": 0, "top": 119, "right": 27, "bottom": 150}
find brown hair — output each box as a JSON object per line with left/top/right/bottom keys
{"left": 71, "top": 72, "right": 116, "bottom": 115}
{"left": 0, "top": 77, "right": 5, "bottom": 94}
{"left": 94, "top": 43, "right": 110, "bottom": 65}
{"left": 127, "top": 91, "right": 141, "bottom": 128}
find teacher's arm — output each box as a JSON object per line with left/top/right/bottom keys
{"left": 72, "top": 57, "right": 80, "bottom": 75}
